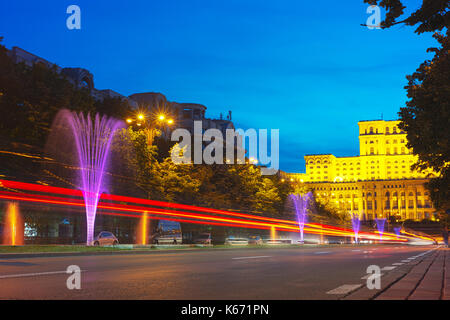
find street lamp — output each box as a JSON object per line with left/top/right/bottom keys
{"left": 125, "top": 112, "right": 175, "bottom": 145}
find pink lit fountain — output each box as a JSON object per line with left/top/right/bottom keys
{"left": 50, "top": 110, "right": 123, "bottom": 245}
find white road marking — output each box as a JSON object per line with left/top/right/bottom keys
{"left": 381, "top": 266, "right": 396, "bottom": 271}
{"left": 351, "top": 249, "right": 361, "bottom": 252}
{"left": 361, "top": 273, "right": 383, "bottom": 280}
{"left": 326, "top": 284, "right": 362, "bottom": 295}
{"left": 401, "top": 260, "right": 411, "bottom": 263}
{"left": 314, "top": 251, "right": 331, "bottom": 254}
{"left": 232, "top": 256, "right": 271, "bottom": 260}
{"left": 0, "top": 270, "right": 85, "bottom": 280}
{"left": 392, "top": 263, "right": 404, "bottom": 266}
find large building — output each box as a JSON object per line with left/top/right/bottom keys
{"left": 287, "top": 120, "right": 438, "bottom": 221}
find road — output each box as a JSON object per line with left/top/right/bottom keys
{"left": 0, "top": 245, "right": 437, "bottom": 299}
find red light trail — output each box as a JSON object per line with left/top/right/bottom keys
{"left": 0, "top": 179, "right": 433, "bottom": 242}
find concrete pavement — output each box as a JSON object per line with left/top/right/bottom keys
{"left": 344, "top": 247, "right": 448, "bottom": 300}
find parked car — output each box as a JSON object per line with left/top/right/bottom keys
{"left": 92, "top": 231, "right": 118, "bottom": 246}
{"left": 194, "top": 233, "right": 212, "bottom": 245}
{"left": 248, "top": 235, "right": 263, "bottom": 245}
{"left": 225, "top": 237, "right": 249, "bottom": 245}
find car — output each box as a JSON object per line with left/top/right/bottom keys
{"left": 248, "top": 235, "right": 263, "bottom": 245}
{"left": 92, "top": 231, "right": 118, "bottom": 246}
{"left": 194, "top": 233, "right": 212, "bottom": 245}
{"left": 150, "top": 220, "right": 182, "bottom": 245}
{"left": 225, "top": 237, "right": 249, "bottom": 246}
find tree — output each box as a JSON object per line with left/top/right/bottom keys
{"left": 109, "top": 127, "right": 162, "bottom": 199}
{"left": 399, "top": 31, "right": 450, "bottom": 214}
{"left": 363, "top": 0, "right": 449, "bottom": 34}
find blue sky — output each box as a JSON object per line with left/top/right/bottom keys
{"left": 0, "top": 1, "right": 437, "bottom": 172}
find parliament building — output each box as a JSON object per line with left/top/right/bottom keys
{"left": 287, "top": 120, "right": 438, "bottom": 221}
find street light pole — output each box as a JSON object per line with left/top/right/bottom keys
{"left": 126, "top": 112, "right": 174, "bottom": 145}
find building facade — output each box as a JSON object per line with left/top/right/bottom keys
{"left": 287, "top": 120, "right": 438, "bottom": 221}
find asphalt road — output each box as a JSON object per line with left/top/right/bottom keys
{"left": 0, "top": 244, "right": 437, "bottom": 299}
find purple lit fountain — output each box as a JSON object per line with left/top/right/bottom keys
{"left": 375, "top": 218, "right": 386, "bottom": 241}
{"left": 393, "top": 227, "right": 401, "bottom": 237}
{"left": 290, "top": 192, "right": 312, "bottom": 243}
{"left": 50, "top": 110, "right": 123, "bottom": 245}
{"left": 351, "top": 213, "right": 361, "bottom": 243}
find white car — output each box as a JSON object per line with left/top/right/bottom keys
{"left": 225, "top": 237, "right": 249, "bottom": 245}
{"left": 92, "top": 231, "right": 119, "bottom": 246}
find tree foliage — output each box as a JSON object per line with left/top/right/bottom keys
{"left": 364, "top": 0, "right": 449, "bottom": 34}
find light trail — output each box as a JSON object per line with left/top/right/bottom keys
{"left": 0, "top": 179, "right": 428, "bottom": 242}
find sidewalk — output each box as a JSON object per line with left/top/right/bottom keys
{"left": 345, "top": 247, "right": 448, "bottom": 300}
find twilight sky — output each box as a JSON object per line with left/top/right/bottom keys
{"left": 0, "top": 0, "right": 437, "bottom": 172}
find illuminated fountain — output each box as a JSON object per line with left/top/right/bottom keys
{"left": 270, "top": 225, "right": 277, "bottom": 240}
{"left": 2, "top": 202, "right": 24, "bottom": 246}
{"left": 137, "top": 212, "right": 149, "bottom": 245}
{"left": 351, "top": 213, "right": 361, "bottom": 243}
{"left": 393, "top": 227, "right": 401, "bottom": 238}
{"left": 375, "top": 218, "right": 386, "bottom": 241}
{"left": 50, "top": 110, "right": 123, "bottom": 245}
{"left": 290, "top": 192, "right": 312, "bottom": 244}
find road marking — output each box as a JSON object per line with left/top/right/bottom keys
{"left": 326, "top": 284, "right": 362, "bottom": 295}
{"left": 381, "top": 266, "right": 396, "bottom": 271}
{"left": 232, "top": 256, "right": 271, "bottom": 260}
{"left": 0, "top": 270, "right": 85, "bottom": 280}
{"left": 401, "top": 260, "right": 410, "bottom": 263}
{"left": 314, "top": 251, "right": 331, "bottom": 254}
{"left": 361, "top": 273, "right": 383, "bottom": 280}
{"left": 407, "top": 257, "right": 416, "bottom": 260}
{"left": 392, "top": 263, "right": 404, "bottom": 266}
{"left": 351, "top": 249, "right": 361, "bottom": 252}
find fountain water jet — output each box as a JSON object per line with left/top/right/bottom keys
{"left": 375, "top": 218, "right": 386, "bottom": 241}
{"left": 290, "top": 192, "right": 312, "bottom": 243}
{"left": 50, "top": 110, "right": 123, "bottom": 245}
{"left": 351, "top": 213, "right": 361, "bottom": 243}
{"left": 393, "top": 227, "right": 401, "bottom": 238}
{"left": 137, "top": 212, "right": 149, "bottom": 245}
{"left": 270, "top": 225, "right": 276, "bottom": 241}
{"left": 2, "top": 202, "right": 24, "bottom": 245}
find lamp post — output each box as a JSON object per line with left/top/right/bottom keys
{"left": 126, "top": 112, "right": 174, "bottom": 145}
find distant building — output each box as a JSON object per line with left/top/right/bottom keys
{"left": 6, "top": 46, "right": 138, "bottom": 108}
{"left": 286, "top": 120, "right": 438, "bottom": 221}
{"left": 128, "top": 92, "right": 235, "bottom": 136}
